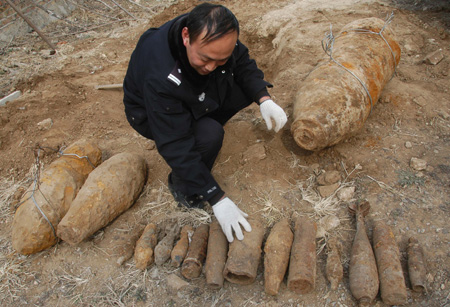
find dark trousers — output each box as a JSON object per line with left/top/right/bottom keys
{"left": 128, "top": 83, "right": 252, "bottom": 184}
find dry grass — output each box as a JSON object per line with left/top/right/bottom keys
{"left": 231, "top": 168, "right": 249, "bottom": 188}
{"left": 253, "top": 187, "right": 290, "bottom": 228}
{"left": 169, "top": 207, "right": 212, "bottom": 228}
{"left": 0, "top": 235, "right": 34, "bottom": 304}
{"left": 0, "top": 164, "right": 43, "bottom": 304}
{"left": 299, "top": 175, "right": 341, "bottom": 218}
{"left": 87, "top": 263, "right": 184, "bottom": 307}
{"left": 300, "top": 163, "right": 362, "bottom": 219}
{"left": 92, "top": 268, "right": 143, "bottom": 307}
{"left": 367, "top": 174, "right": 407, "bottom": 198}
{"left": 139, "top": 181, "right": 212, "bottom": 228}
{"left": 289, "top": 151, "right": 310, "bottom": 170}
{"left": 293, "top": 170, "right": 359, "bottom": 254}
{"left": 138, "top": 183, "right": 174, "bottom": 220}
{"left": 51, "top": 266, "right": 94, "bottom": 304}
{"left": 0, "top": 176, "right": 30, "bottom": 221}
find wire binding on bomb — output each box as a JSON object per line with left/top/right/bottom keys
{"left": 20, "top": 145, "right": 97, "bottom": 239}
{"left": 321, "top": 12, "right": 397, "bottom": 115}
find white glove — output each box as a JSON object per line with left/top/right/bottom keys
{"left": 259, "top": 99, "right": 287, "bottom": 133}
{"left": 212, "top": 197, "right": 252, "bottom": 242}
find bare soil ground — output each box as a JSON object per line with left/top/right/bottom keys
{"left": 0, "top": 0, "right": 449, "bottom": 306}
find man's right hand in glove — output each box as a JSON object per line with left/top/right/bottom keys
{"left": 212, "top": 197, "right": 252, "bottom": 243}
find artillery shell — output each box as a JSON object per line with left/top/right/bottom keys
{"left": 223, "top": 218, "right": 265, "bottom": 285}
{"left": 205, "top": 220, "right": 228, "bottom": 289}
{"left": 154, "top": 223, "right": 180, "bottom": 266}
{"left": 407, "top": 237, "right": 427, "bottom": 293}
{"left": 264, "top": 218, "right": 293, "bottom": 295}
{"left": 287, "top": 216, "right": 317, "bottom": 294}
{"left": 373, "top": 220, "right": 407, "bottom": 305}
{"left": 171, "top": 225, "right": 194, "bottom": 268}
{"left": 348, "top": 201, "right": 379, "bottom": 306}
{"left": 134, "top": 223, "right": 158, "bottom": 270}
{"left": 57, "top": 152, "right": 147, "bottom": 244}
{"left": 291, "top": 17, "right": 401, "bottom": 151}
{"left": 12, "top": 139, "right": 102, "bottom": 255}
{"left": 113, "top": 224, "right": 145, "bottom": 266}
{"left": 326, "top": 238, "right": 343, "bottom": 290}
{"left": 181, "top": 224, "right": 209, "bottom": 279}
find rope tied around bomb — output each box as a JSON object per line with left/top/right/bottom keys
{"left": 18, "top": 145, "right": 96, "bottom": 239}
{"left": 321, "top": 12, "right": 397, "bottom": 115}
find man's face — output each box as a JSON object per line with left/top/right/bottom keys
{"left": 182, "top": 27, "right": 238, "bottom": 75}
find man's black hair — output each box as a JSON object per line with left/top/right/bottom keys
{"left": 186, "top": 3, "right": 239, "bottom": 43}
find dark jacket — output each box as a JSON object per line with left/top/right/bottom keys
{"left": 123, "top": 15, "right": 272, "bottom": 203}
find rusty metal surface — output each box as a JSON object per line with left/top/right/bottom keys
{"left": 325, "top": 238, "right": 343, "bottom": 290}
{"left": 407, "top": 236, "right": 427, "bottom": 293}
{"left": 171, "top": 225, "right": 194, "bottom": 268}
{"left": 12, "top": 140, "right": 102, "bottom": 254}
{"left": 373, "top": 220, "right": 407, "bottom": 305}
{"left": 181, "top": 224, "right": 209, "bottom": 280}
{"left": 223, "top": 218, "right": 265, "bottom": 285}
{"left": 287, "top": 216, "right": 317, "bottom": 294}
{"left": 205, "top": 220, "right": 228, "bottom": 289}
{"left": 264, "top": 218, "right": 293, "bottom": 295}
{"left": 134, "top": 223, "right": 158, "bottom": 269}
{"left": 57, "top": 152, "right": 147, "bottom": 245}
{"left": 348, "top": 202, "right": 379, "bottom": 305}
{"left": 291, "top": 17, "right": 401, "bottom": 151}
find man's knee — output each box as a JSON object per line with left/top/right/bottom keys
{"left": 195, "top": 117, "right": 224, "bottom": 153}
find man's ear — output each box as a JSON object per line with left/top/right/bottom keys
{"left": 181, "top": 27, "right": 190, "bottom": 46}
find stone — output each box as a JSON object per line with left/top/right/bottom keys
{"left": 37, "top": 118, "right": 53, "bottom": 130}
{"left": 316, "top": 215, "right": 340, "bottom": 238}
{"left": 241, "top": 143, "right": 266, "bottom": 164}
{"left": 424, "top": 49, "right": 444, "bottom": 65}
{"left": 337, "top": 186, "right": 355, "bottom": 201}
{"left": 40, "top": 49, "right": 55, "bottom": 57}
{"left": 410, "top": 157, "right": 427, "bottom": 171}
{"left": 144, "top": 141, "right": 155, "bottom": 150}
{"left": 412, "top": 96, "right": 426, "bottom": 107}
{"left": 150, "top": 267, "right": 159, "bottom": 279}
{"left": 405, "top": 141, "right": 412, "bottom": 149}
{"left": 318, "top": 183, "right": 340, "bottom": 198}
{"left": 309, "top": 163, "right": 321, "bottom": 175}
{"left": 438, "top": 110, "right": 450, "bottom": 120}
{"left": 415, "top": 172, "right": 424, "bottom": 178}
{"left": 167, "top": 274, "right": 189, "bottom": 292}
{"left": 317, "top": 170, "right": 341, "bottom": 185}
